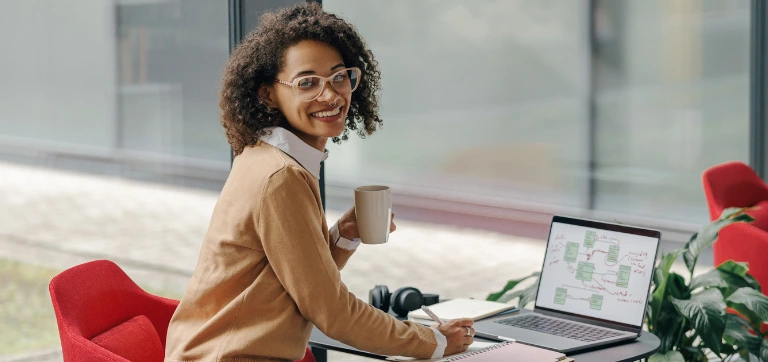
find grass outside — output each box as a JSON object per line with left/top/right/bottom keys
{"left": 0, "top": 258, "right": 184, "bottom": 357}
{"left": 0, "top": 258, "right": 61, "bottom": 356}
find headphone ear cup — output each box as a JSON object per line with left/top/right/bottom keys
{"left": 369, "top": 285, "right": 391, "bottom": 312}
{"left": 390, "top": 287, "right": 423, "bottom": 318}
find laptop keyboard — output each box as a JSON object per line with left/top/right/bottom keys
{"left": 494, "top": 314, "right": 623, "bottom": 342}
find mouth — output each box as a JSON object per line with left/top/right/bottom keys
{"left": 309, "top": 106, "right": 344, "bottom": 122}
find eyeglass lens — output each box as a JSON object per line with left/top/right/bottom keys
{"left": 294, "top": 68, "right": 359, "bottom": 101}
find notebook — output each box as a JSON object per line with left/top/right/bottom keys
{"left": 438, "top": 341, "right": 570, "bottom": 362}
{"left": 407, "top": 299, "right": 517, "bottom": 322}
{"left": 388, "top": 341, "right": 571, "bottom": 362}
{"left": 386, "top": 342, "right": 498, "bottom": 361}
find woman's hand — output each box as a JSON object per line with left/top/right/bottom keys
{"left": 435, "top": 319, "right": 474, "bottom": 356}
{"left": 337, "top": 206, "right": 396, "bottom": 240}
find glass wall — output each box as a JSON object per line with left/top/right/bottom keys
{"left": 0, "top": 1, "right": 117, "bottom": 148}
{"left": 0, "top": 0, "right": 230, "bottom": 165}
{"left": 593, "top": 0, "right": 750, "bottom": 221}
{"left": 117, "top": 1, "right": 230, "bottom": 162}
{"left": 0, "top": 0, "right": 229, "bottom": 357}
{"left": 0, "top": 0, "right": 759, "bottom": 359}
{"left": 324, "top": 0, "right": 751, "bottom": 225}
{"left": 325, "top": 0, "right": 591, "bottom": 207}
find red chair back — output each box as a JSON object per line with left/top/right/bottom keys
{"left": 702, "top": 161, "right": 768, "bottom": 220}
{"left": 49, "top": 260, "right": 178, "bottom": 361}
{"left": 49, "top": 260, "right": 316, "bottom": 362}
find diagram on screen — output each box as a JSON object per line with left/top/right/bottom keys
{"left": 541, "top": 226, "right": 652, "bottom": 316}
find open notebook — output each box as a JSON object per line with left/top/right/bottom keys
{"left": 388, "top": 341, "right": 573, "bottom": 362}
{"left": 407, "top": 299, "right": 517, "bottom": 323}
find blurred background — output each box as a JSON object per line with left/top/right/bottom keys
{"left": 0, "top": 0, "right": 760, "bottom": 360}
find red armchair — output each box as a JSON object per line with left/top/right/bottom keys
{"left": 703, "top": 161, "right": 768, "bottom": 294}
{"left": 49, "top": 260, "right": 316, "bottom": 362}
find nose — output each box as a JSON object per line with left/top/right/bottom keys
{"left": 316, "top": 82, "right": 340, "bottom": 104}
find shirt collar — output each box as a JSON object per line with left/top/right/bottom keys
{"left": 260, "top": 127, "right": 328, "bottom": 179}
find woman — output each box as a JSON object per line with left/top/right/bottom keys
{"left": 165, "top": 4, "right": 473, "bottom": 362}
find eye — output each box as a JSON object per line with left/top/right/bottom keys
{"left": 297, "top": 78, "right": 319, "bottom": 89}
{"left": 332, "top": 73, "right": 348, "bottom": 82}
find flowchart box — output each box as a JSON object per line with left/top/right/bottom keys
{"left": 617, "top": 265, "right": 631, "bottom": 288}
{"left": 584, "top": 231, "right": 596, "bottom": 248}
{"left": 590, "top": 294, "right": 603, "bottom": 310}
{"left": 607, "top": 245, "right": 620, "bottom": 263}
{"left": 576, "top": 261, "right": 594, "bottom": 281}
{"left": 554, "top": 287, "right": 567, "bottom": 305}
{"left": 565, "top": 242, "right": 579, "bottom": 262}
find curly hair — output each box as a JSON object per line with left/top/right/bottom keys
{"left": 220, "top": 2, "right": 383, "bottom": 156}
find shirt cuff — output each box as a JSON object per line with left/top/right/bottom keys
{"left": 430, "top": 327, "right": 447, "bottom": 358}
{"left": 329, "top": 221, "right": 362, "bottom": 251}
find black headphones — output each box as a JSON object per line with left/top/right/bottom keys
{"left": 368, "top": 285, "right": 440, "bottom": 317}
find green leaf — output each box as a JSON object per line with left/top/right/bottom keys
{"left": 655, "top": 303, "right": 684, "bottom": 352}
{"left": 667, "top": 273, "right": 691, "bottom": 300}
{"left": 486, "top": 272, "right": 539, "bottom": 302}
{"left": 723, "top": 314, "right": 761, "bottom": 357}
{"left": 726, "top": 287, "right": 768, "bottom": 331}
{"left": 650, "top": 250, "right": 682, "bottom": 330}
{"left": 743, "top": 273, "right": 762, "bottom": 293}
{"left": 722, "top": 354, "right": 750, "bottom": 362}
{"left": 648, "top": 351, "right": 685, "bottom": 362}
{"left": 497, "top": 288, "right": 525, "bottom": 303}
{"left": 761, "top": 338, "right": 768, "bottom": 362}
{"left": 683, "top": 232, "right": 699, "bottom": 273}
{"left": 683, "top": 208, "right": 754, "bottom": 275}
{"left": 717, "top": 260, "right": 750, "bottom": 277}
{"left": 690, "top": 261, "right": 756, "bottom": 298}
{"left": 721, "top": 207, "right": 754, "bottom": 220}
{"left": 517, "top": 283, "right": 538, "bottom": 309}
{"left": 682, "top": 346, "right": 708, "bottom": 362}
{"left": 670, "top": 289, "right": 727, "bottom": 355}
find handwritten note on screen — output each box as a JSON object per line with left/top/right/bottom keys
{"left": 536, "top": 222, "right": 659, "bottom": 326}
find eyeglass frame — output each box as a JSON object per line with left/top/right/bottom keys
{"left": 273, "top": 67, "right": 361, "bottom": 102}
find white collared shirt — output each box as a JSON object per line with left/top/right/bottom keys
{"left": 259, "top": 127, "right": 447, "bottom": 358}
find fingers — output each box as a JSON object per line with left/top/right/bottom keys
{"left": 463, "top": 335, "right": 474, "bottom": 345}
{"left": 390, "top": 222, "right": 397, "bottom": 232}
{"left": 455, "top": 318, "right": 474, "bottom": 327}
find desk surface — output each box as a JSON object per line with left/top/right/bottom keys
{"left": 309, "top": 313, "right": 660, "bottom": 362}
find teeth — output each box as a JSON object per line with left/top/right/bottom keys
{"left": 311, "top": 107, "right": 341, "bottom": 118}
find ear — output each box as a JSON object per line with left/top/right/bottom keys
{"left": 258, "top": 84, "right": 278, "bottom": 108}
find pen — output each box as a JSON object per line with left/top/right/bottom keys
{"left": 420, "top": 305, "right": 445, "bottom": 325}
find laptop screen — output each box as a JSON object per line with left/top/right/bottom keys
{"left": 535, "top": 217, "right": 660, "bottom": 328}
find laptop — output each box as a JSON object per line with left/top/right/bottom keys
{"left": 474, "top": 215, "right": 661, "bottom": 354}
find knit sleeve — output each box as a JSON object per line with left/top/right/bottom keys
{"left": 257, "top": 166, "right": 437, "bottom": 358}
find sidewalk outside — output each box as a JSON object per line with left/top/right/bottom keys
{"left": 0, "top": 161, "right": 706, "bottom": 362}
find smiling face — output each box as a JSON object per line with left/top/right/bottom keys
{"left": 259, "top": 40, "right": 351, "bottom": 151}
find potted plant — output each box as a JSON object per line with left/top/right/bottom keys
{"left": 487, "top": 208, "right": 768, "bottom": 361}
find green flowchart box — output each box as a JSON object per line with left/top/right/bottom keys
{"left": 590, "top": 294, "right": 604, "bottom": 310}
{"left": 607, "top": 245, "right": 620, "bottom": 263}
{"left": 584, "top": 231, "right": 596, "bottom": 248}
{"left": 554, "top": 287, "right": 567, "bottom": 305}
{"left": 617, "top": 265, "right": 631, "bottom": 288}
{"left": 564, "top": 242, "right": 579, "bottom": 262}
{"left": 576, "top": 261, "right": 594, "bottom": 281}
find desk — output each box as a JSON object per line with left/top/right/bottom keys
{"left": 309, "top": 310, "right": 660, "bottom": 362}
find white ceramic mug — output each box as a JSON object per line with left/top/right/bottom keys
{"left": 354, "top": 185, "right": 392, "bottom": 245}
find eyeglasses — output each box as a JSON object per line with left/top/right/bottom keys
{"left": 274, "top": 67, "right": 361, "bottom": 102}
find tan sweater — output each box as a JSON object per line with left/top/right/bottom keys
{"left": 165, "top": 141, "right": 438, "bottom": 362}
